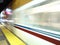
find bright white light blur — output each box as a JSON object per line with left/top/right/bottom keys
{"left": 6, "top": 8, "right": 11, "bottom": 12}
{"left": 14, "top": 0, "right": 45, "bottom": 11}
{"left": 26, "top": 1, "right": 60, "bottom": 14}
{"left": 0, "top": 19, "right": 14, "bottom": 23}
{"left": 0, "top": 11, "right": 4, "bottom": 17}
{"left": 5, "top": 8, "right": 12, "bottom": 15}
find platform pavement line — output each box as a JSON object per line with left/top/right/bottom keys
{"left": 0, "top": 25, "right": 26, "bottom": 45}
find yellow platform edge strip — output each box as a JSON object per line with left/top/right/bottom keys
{"left": 0, "top": 25, "right": 26, "bottom": 45}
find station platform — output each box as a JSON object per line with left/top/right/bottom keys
{"left": 0, "top": 24, "right": 26, "bottom": 45}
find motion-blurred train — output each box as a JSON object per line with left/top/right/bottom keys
{"left": 0, "top": 0, "right": 60, "bottom": 45}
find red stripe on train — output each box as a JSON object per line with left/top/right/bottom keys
{"left": 15, "top": 26, "right": 60, "bottom": 45}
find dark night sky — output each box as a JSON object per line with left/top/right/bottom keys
{"left": 0, "top": 0, "right": 12, "bottom": 13}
